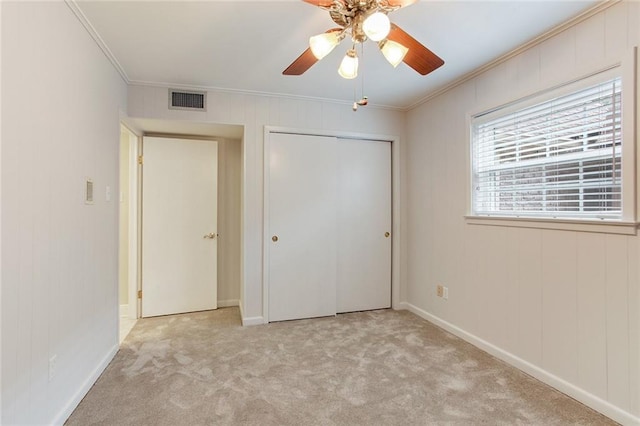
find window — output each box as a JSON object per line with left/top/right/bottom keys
{"left": 471, "top": 74, "right": 624, "bottom": 221}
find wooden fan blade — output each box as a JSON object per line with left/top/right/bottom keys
{"left": 387, "top": 23, "right": 444, "bottom": 75}
{"left": 303, "top": 0, "right": 345, "bottom": 7}
{"left": 283, "top": 48, "right": 318, "bottom": 75}
{"left": 283, "top": 28, "right": 343, "bottom": 75}
{"left": 386, "top": 0, "right": 418, "bottom": 8}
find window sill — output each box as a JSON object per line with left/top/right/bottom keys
{"left": 465, "top": 215, "right": 638, "bottom": 235}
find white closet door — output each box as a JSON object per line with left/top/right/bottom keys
{"left": 337, "top": 139, "right": 391, "bottom": 313}
{"left": 268, "top": 133, "right": 338, "bottom": 322}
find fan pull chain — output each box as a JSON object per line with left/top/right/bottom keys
{"left": 361, "top": 42, "right": 365, "bottom": 100}
{"left": 352, "top": 43, "right": 359, "bottom": 111}
{"left": 353, "top": 50, "right": 358, "bottom": 111}
{"left": 353, "top": 85, "right": 357, "bottom": 111}
{"left": 352, "top": 43, "right": 368, "bottom": 112}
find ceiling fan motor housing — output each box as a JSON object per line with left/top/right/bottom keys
{"left": 351, "top": 13, "right": 367, "bottom": 43}
{"left": 284, "top": 0, "right": 444, "bottom": 82}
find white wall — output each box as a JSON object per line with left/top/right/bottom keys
{"left": 404, "top": 1, "right": 639, "bottom": 424}
{"left": 128, "top": 87, "right": 406, "bottom": 323}
{"left": 0, "top": 1, "right": 4, "bottom": 421}
{"left": 217, "top": 138, "right": 241, "bottom": 306}
{"left": 1, "top": 1, "right": 127, "bottom": 424}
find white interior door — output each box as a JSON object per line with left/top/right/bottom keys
{"left": 267, "top": 133, "right": 337, "bottom": 322}
{"left": 337, "top": 139, "right": 392, "bottom": 313}
{"left": 142, "top": 136, "right": 218, "bottom": 317}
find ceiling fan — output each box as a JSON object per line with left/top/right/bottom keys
{"left": 283, "top": 0, "right": 444, "bottom": 81}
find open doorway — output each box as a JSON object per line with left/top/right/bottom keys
{"left": 119, "top": 124, "right": 139, "bottom": 343}
{"left": 119, "top": 118, "right": 244, "bottom": 330}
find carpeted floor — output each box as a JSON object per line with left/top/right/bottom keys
{"left": 66, "top": 308, "right": 616, "bottom": 425}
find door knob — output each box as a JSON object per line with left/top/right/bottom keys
{"left": 203, "top": 233, "right": 217, "bottom": 239}
{"left": 272, "top": 235, "right": 278, "bottom": 242}
{"left": 385, "top": 232, "right": 390, "bottom": 238}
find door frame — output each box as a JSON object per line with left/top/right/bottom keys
{"left": 129, "top": 128, "right": 141, "bottom": 320}
{"left": 120, "top": 123, "right": 141, "bottom": 320}
{"left": 262, "top": 126, "right": 402, "bottom": 323}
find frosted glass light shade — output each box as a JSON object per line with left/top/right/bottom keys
{"left": 363, "top": 12, "right": 390, "bottom": 42}
{"left": 379, "top": 39, "right": 408, "bottom": 67}
{"left": 309, "top": 32, "right": 340, "bottom": 60}
{"left": 338, "top": 49, "right": 358, "bottom": 79}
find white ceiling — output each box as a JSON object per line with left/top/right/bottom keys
{"left": 76, "top": 0, "right": 601, "bottom": 110}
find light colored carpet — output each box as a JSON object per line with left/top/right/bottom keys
{"left": 66, "top": 308, "right": 616, "bottom": 425}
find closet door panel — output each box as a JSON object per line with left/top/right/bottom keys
{"left": 268, "top": 133, "right": 338, "bottom": 322}
{"left": 337, "top": 139, "right": 392, "bottom": 313}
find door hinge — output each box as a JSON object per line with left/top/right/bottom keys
{"left": 137, "top": 290, "right": 142, "bottom": 299}
{"left": 138, "top": 155, "right": 143, "bottom": 165}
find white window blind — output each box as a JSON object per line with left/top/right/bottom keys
{"left": 472, "top": 77, "right": 622, "bottom": 220}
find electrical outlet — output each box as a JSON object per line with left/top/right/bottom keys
{"left": 49, "top": 355, "right": 57, "bottom": 381}
{"left": 436, "top": 285, "right": 444, "bottom": 297}
{"left": 443, "top": 286, "right": 449, "bottom": 300}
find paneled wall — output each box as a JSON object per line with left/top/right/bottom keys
{"left": 128, "top": 86, "right": 406, "bottom": 323}
{"left": 404, "top": 1, "right": 639, "bottom": 423}
{"left": 217, "top": 137, "right": 242, "bottom": 305}
{"left": 1, "top": 2, "right": 127, "bottom": 425}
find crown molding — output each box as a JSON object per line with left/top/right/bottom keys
{"left": 63, "top": 0, "right": 399, "bottom": 112}
{"left": 65, "top": 0, "right": 130, "bottom": 84}
{"left": 404, "top": 0, "right": 621, "bottom": 111}
{"left": 129, "top": 79, "right": 405, "bottom": 112}
{"left": 65, "top": 0, "right": 617, "bottom": 113}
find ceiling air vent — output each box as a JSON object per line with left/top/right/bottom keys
{"left": 169, "top": 89, "right": 206, "bottom": 111}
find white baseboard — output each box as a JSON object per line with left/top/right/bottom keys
{"left": 238, "top": 299, "right": 265, "bottom": 326}
{"left": 401, "top": 303, "right": 640, "bottom": 426}
{"left": 217, "top": 299, "right": 239, "bottom": 308}
{"left": 242, "top": 316, "right": 265, "bottom": 326}
{"left": 52, "top": 344, "right": 119, "bottom": 425}
{"left": 119, "top": 304, "right": 128, "bottom": 317}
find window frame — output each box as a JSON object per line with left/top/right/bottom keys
{"left": 466, "top": 51, "right": 637, "bottom": 235}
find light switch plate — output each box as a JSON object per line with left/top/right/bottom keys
{"left": 85, "top": 179, "right": 94, "bottom": 205}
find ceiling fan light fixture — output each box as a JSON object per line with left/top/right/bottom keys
{"left": 338, "top": 48, "right": 358, "bottom": 79}
{"left": 362, "top": 11, "right": 391, "bottom": 42}
{"left": 379, "top": 39, "right": 409, "bottom": 67}
{"left": 309, "top": 32, "right": 340, "bottom": 60}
